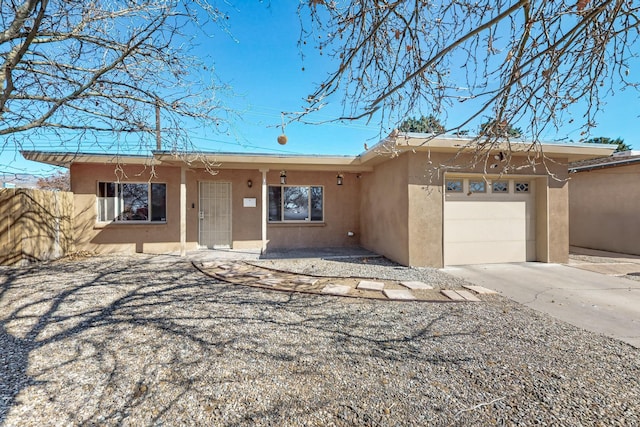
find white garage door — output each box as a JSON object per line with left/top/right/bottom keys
{"left": 444, "top": 178, "right": 536, "bottom": 265}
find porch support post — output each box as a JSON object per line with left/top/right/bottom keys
{"left": 180, "top": 166, "right": 187, "bottom": 257}
{"left": 260, "top": 168, "right": 268, "bottom": 254}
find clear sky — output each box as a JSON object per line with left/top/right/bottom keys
{"left": 2, "top": 2, "right": 639, "bottom": 177}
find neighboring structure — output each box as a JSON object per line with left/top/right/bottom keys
{"left": 569, "top": 151, "right": 640, "bottom": 256}
{"left": 22, "top": 134, "right": 613, "bottom": 267}
{"left": 1, "top": 173, "right": 39, "bottom": 189}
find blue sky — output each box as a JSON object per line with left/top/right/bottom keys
{"left": 2, "top": 2, "right": 639, "bottom": 177}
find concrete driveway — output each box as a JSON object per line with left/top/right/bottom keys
{"left": 442, "top": 262, "right": 640, "bottom": 348}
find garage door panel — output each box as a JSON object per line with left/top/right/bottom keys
{"left": 444, "top": 179, "right": 536, "bottom": 265}
{"left": 444, "top": 218, "right": 529, "bottom": 243}
{"left": 444, "top": 241, "right": 528, "bottom": 265}
{"left": 445, "top": 201, "right": 528, "bottom": 219}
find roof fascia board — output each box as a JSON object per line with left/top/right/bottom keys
{"left": 21, "top": 150, "right": 373, "bottom": 172}
{"left": 357, "top": 133, "right": 616, "bottom": 164}
{"left": 20, "top": 150, "right": 152, "bottom": 167}
{"left": 152, "top": 152, "right": 371, "bottom": 171}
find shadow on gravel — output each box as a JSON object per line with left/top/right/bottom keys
{"left": 5, "top": 255, "right": 637, "bottom": 426}
{"left": 0, "top": 255, "right": 479, "bottom": 425}
{"left": 0, "top": 323, "right": 38, "bottom": 421}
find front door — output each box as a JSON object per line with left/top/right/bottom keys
{"left": 199, "top": 181, "right": 232, "bottom": 248}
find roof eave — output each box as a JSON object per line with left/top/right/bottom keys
{"left": 358, "top": 133, "right": 616, "bottom": 163}
{"left": 21, "top": 150, "right": 374, "bottom": 173}
{"left": 152, "top": 151, "right": 373, "bottom": 172}
{"left": 21, "top": 150, "right": 154, "bottom": 168}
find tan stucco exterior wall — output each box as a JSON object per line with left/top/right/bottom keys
{"left": 547, "top": 161, "right": 569, "bottom": 263}
{"left": 359, "top": 151, "right": 570, "bottom": 267}
{"left": 264, "top": 170, "right": 361, "bottom": 249}
{"left": 407, "top": 153, "right": 445, "bottom": 267}
{"left": 69, "top": 151, "right": 571, "bottom": 265}
{"left": 569, "top": 163, "right": 640, "bottom": 255}
{"left": 71, "top": 163, "right": 361, "bottom": 254}
{"left": 359, "top": 155, "right": 410, "bottom": 265}
{"left": 186, "top": 168, "right": 264, "bottom": 249}
{"left": 535, "top": 177, "right": 550, "bottom": 263}
{"left": 72, "top": 163, "right": 184, "bottom": 254}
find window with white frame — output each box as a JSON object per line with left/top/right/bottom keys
{"left": 469, "top": 180, "right": 486, "bottom": 193}
{"left": 97, "top": 182, "right": 167, "bottom": 222}
{"left": 492, "top": 181, "right": 509, "bottom": 193}
{"left": 515, "top": 182, "right": 530, "bottom": 193}
{"left": 445, "top": 179, "right": 463, "bottom": 193}
{"left": 268, "top": 185, "right": 323, "bottom": 222}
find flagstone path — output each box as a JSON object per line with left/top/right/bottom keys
{"left": 194, "top": 260, "right": 493, "bottom": 302}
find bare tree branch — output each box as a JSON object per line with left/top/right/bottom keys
{"left": 0, "top": 0, "right": 232, "bottom": 156}
{"left": 297, "top": 0, "right": 640, "bottom": 150}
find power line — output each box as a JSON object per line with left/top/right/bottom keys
{"left": 188, "top": 135, "right": 301, "bottom": 154}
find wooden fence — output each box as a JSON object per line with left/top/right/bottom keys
{"left": 0, "top": 188, "right": 74, "bottom": 266}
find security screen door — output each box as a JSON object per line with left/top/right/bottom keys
{"left": 199, "top": 182, "right": 232, "bottom": 248}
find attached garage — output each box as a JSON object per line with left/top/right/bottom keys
{"left": 443, "top": 176, "right": 536, "bottom": 265}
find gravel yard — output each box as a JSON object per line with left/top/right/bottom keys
{"left": 1, "top": 254, "right": 639, "bottom": 426}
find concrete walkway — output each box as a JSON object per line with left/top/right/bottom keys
{"left": 568, "top": 246, "right": 640, "bottom": 275}
{"left": 167, "top": 247, "right": 381, "bottom": 262}
{"left": 442, "top": 262, "right": 640, "bottom": 348}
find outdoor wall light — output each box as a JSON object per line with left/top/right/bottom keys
{"left": 336, "top": 174, "right": 344, "bottom": 185}
{"left": 247, "top": 179, "right": 253, "bottom": 188}
{"left": 280, "top": 171, "right": 287, "bottom": 185}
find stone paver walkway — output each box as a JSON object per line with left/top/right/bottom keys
{"left": 194, "top": 260, "right": 484, "bottom": 302}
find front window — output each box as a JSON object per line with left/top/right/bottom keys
{"left": 97, "top": 182, "right": 167, "bottom": 222}
{"left": 269, "top": 185, "right": 323, "bottom": 222}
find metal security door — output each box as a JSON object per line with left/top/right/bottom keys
{"left": 199, "top": 182, "right": 232, "bottom": 248}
